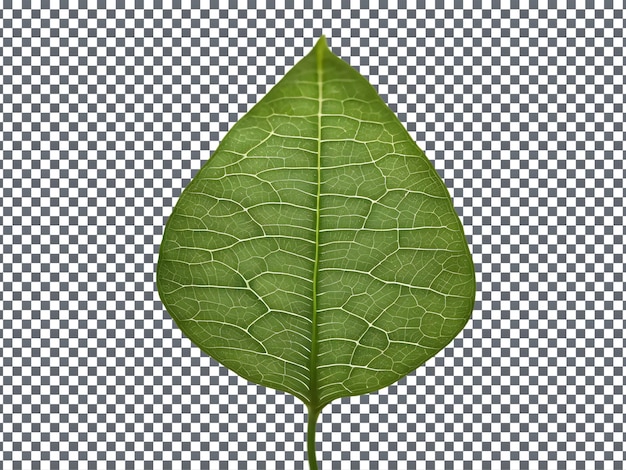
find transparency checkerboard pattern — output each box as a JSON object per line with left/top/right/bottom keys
{"left": 1, "top": 2, "right": 624, "bottom": 469}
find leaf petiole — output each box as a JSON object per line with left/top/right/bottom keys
{"left": 307, "top": 406, "right": 321, "bottom": 470}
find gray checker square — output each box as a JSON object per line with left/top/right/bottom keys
{"left": 1, "top": 1, "right": 625, "bottom": 469}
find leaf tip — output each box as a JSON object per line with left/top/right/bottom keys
{"left": 315, "top": 35, "right": 329, "bottom": 52}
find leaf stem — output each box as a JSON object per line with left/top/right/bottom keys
{"left": 307, "top": 406, "right": 321, "bottom": 470}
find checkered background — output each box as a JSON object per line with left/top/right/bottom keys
{"left": 2, "top": 1, "right": 624, "bottom": 469}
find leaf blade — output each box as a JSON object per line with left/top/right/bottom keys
{"left": 157, "top": 37, "right": 475, "bottom": 410}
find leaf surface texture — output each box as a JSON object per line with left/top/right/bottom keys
{"left": 157, "top": 37, "right": 475, "bottom": 411}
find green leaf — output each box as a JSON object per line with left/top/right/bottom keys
{"left": 156, "top": 36, "right": 475, "bottom": 469}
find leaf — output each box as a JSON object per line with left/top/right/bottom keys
{"left": 156, "top": 36, "right": 475, "bottom": 469}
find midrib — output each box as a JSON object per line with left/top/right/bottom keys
{"left": 308, "top": 40, "right": 324, "bottom": 411}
